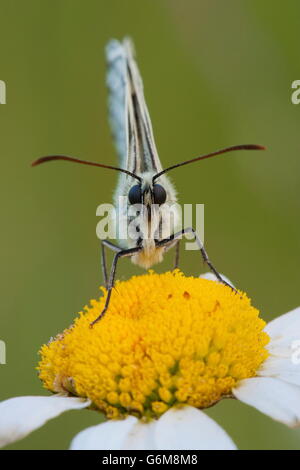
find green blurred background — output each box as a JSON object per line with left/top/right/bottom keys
{"left": 1, "top": 0, "right": 300, "bottom": 450}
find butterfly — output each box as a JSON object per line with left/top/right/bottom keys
{"left": 32, "top": 38, "right": 265, "bottom": 326}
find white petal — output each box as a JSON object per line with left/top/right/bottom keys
{"left": 258, "top": 356, "right": 300, "bottom": 386}
{"left": 233, "top": 377, "right": 300, "bottom": 427}
{"left": 259, "top": 307, "right": 300, "bottom": 387}
{"left": 71, "top": 407, "right": 236, "bottom": 450}
{"left": 153, "top": 407, "right": 236, "bottom": 450}
{"left": 70, "top": 416, "right": 156, "bottom": 450}
{"left": 265, "top": 307, "right": 300, "bottom": 342}
{"left": 0, "top": 395, "right": 90, "bottom": 448}
{"left": 264, "top": 307, "right": 300, "bottom": 361}
{"left": 266, "top": 336, "right": 297, "bottom": 358}
{"left": 200, "top": 272, "right": 235, "bottom": 288}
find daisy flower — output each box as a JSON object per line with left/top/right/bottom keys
{"left": 0, "top": 271, "right": 299, "bottom": 450}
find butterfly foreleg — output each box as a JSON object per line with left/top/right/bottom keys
{"left": 156, "top": 228, "right": 235, "bottom": 291}
{"left": 101, "top": 240, "right": 125, "bottom": 289}
{"left": 91, "top": 244, "right": 142, "bottom": 327}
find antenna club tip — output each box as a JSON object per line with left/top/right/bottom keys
{"left": 246, "top": 144, "right": 266, "bottom": 151}
{"left": 31, "top": 157, "right": 46, "bottom": 167}
{"left": 31, "top": 156, "right": 57, "bottom": 167}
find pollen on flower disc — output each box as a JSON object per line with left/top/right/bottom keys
{"left": 38, "top": 271, "right": 269, "bottom": 419}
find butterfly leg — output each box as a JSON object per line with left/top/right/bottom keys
{"left": 174, "top": 240, "right": 180, "bottom": 270}
{"left": 157, "top": 227, "right": 235, "bottom": 292}
{"left": 100, "top": 242, "right": 109, "bottom": 289}
{"left": 100, "top": 240, "right": 124, "bottom": 289}
{"left": 91, "top": 245, "right": 142, "bottom": 327}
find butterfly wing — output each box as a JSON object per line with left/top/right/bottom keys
{"left": 106, "top": 38, "right": 163, "bottom": 176}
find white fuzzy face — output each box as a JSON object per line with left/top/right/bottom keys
{"left": 113, "top": 171, "right": 181, "bottom": 268}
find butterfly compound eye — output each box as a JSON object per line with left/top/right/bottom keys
{"left": 153, "top": 184, "right": 167, "bottom": 205}
{"left": 128, "top": 184, "right": 142, "bottom": 205}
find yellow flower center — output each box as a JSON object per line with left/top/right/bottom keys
{"left": 38, "top": 271, "right": 269, "bottom": 419}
